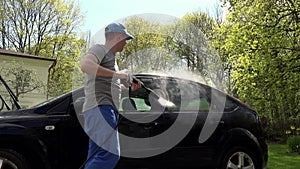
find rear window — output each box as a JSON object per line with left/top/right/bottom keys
{"left": 224, "top": 96, "right": 239, "bottom": 112}
{"left": 170, "top": 80, "right": 210, "bottom": 111}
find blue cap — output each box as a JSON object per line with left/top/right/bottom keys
{"left": 105, "top": 23, "right": 134, "bottom": 40}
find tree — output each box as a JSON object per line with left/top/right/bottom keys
{"left": 163, "top": 12, "right": 225, "bottom": 89}
{"left": 120, "top": 17, "right": 180, "bottom": 73}
{"left": 120, "top": 13, "right": 226, "bottom": 90}
{"left": 219, "top": 0, "right": 300, "bottom": 139}
{"left": 0, "top": 61, "right": 44, "bottom": 108}
{"left": 0, "top": 0, "right": 86, "bottom": 97}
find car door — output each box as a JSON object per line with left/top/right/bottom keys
{"left": 43, "top": 92, "right": 88, "bottom": 169}
{"left": 145, "top": 78, "right": 217, "bottom": 168}
{"left": 117, "top": 79, "right": 158, "bottom": 168}
{"left": 117, "top": 76, "right": 225, "bottom": 168}
{"left": 59, "top": 95, "right": 89, "bottom": 169}
{"left": 117, "top": 77, "right": 210, "bottom": 168}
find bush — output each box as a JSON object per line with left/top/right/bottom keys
{"left": 287, "top": 136, "right": 300, "bottom": 153}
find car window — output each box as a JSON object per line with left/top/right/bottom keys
{"left": 132, "top": 98, "right": 151, "bottom": 111}
{"left": 181, "top": 98, "right": 210, "bottom": 111}
{"left": 224, "top": 96, "right": 239, "bottom": 112}
{"left": 169, "top": 80, "right": 210, "bottom": 111}
{"left": 120, "top": 77, "right": 211, "bottom": 112}
{"left": 45, "top": 97, "right": 70, "bottom": 114}
{"left": 120, "top": 77, "right": 238, "bottom": 114}
{"left": 119, "top": 96, "right": 151, "bottom": 112}
{"left": 120, "top": 77, "right": 169, "bottom": 112}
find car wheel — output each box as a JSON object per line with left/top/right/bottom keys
{"left": 0, "top": 149, "right": 30, "bottom": 169}
{"left": 220, "top": 147, "right": 259, "bottom": 169}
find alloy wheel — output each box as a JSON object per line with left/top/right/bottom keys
{"left": 226, "top": 151, "right": 255, "bottom": 169}
{"left": 0, "top": 158, "right": 18, "bottom": 169}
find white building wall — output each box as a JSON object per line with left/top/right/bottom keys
{"left": 0, "top": 50, "right": 55, "bottom": 109}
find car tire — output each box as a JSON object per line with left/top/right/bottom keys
{"left": 219, "top": 146, "right": 259, "bottom": 169}
{"left": 0, "top": 149, "right": 30, "bottom": 169}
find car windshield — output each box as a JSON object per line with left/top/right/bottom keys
{"left": 32, "top": 95, "right": 60, "bottom": 108}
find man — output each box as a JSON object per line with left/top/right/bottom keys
{"left": 80, "top": 23, "right": 139, "bottom": 169}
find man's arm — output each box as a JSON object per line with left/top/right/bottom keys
{"left": 81, "top": 53, "right": 128, "bottom": 80}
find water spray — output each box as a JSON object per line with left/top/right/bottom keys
{"left": 131, "top": 76, "right": 175, "bottom": 108}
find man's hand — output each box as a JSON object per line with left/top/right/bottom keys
{"left": 115, "top": 69, "right": 130, "bottom": 81}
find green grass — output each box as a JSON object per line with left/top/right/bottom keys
{"left": 267, "top": 143, "right": 300, "bottom": 169}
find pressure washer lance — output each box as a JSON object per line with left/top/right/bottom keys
{"left": 131, "top": 76, "right": 176, "bottom": 108}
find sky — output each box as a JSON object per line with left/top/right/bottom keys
{"left": 79, "top": 0, "right": 220, "bottom": 36}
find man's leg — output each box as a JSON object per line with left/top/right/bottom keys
{"left": 83, "top": 105, "right": 120, "bottom": 169}
{"left": 84, "top": 139, "right": 120, "bottom": 169}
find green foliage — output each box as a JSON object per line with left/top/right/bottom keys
{"left": 287, "top": 136, "right": 300, "bottom": 153}
{"left": 46, "top": 37, "right": 86, "bottom": 97}
{"left": 182, "top": 12, "right": 215, "bottom": 40}
{"left": 178, "top": 13, "right": 226, "bottom": 89}
{"left": 219, "top": 0, "right": 300, "bottom": 139}
{"left": 286, "top": 125, "right": 300, "bottom": 136}
{"left": 121, "top": 17, "right": 183, "bottom": 73}
{"left": 120, "top": 13, "right": 225, "bottom": 91}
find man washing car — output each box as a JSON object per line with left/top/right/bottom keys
{"left": 80, "top": 22, "right": 140, "bottom": 169}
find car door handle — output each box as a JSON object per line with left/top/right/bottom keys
{"left": 45, "top": 125, "right": 55, "bottom": 130}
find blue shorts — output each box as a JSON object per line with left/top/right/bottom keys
{"left": 83, "top": 105, "right": 120, "bottom": 169}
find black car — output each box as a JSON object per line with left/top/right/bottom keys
{"left": 0, "top": 74, "right": 268, "bottom": 169}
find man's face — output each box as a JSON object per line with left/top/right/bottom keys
{"left": 115, "top": 33, "right": 127, "bottom": 52}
